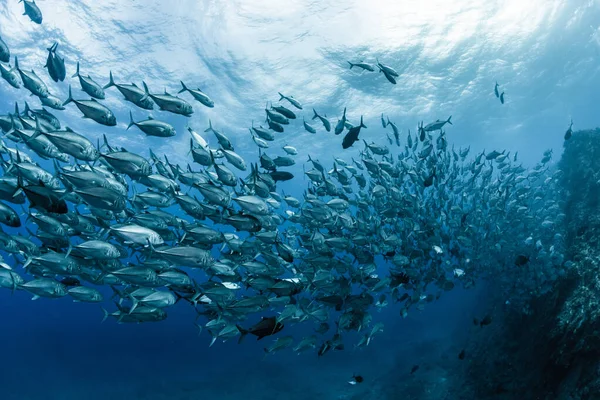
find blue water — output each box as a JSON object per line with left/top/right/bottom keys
{"left": 0, "top": 284, "right": 486, "bottom": 399}
{"left": 0, "top": 0, "right": 598, "bottom": 398}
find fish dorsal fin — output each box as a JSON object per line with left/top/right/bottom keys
{"left": 147, "top": 115, "right": 154, "bottom": 120}
{"left": 91, "top": 98, "right": 98, "bottom": 103}
{"left": 65, "top": 127, "right": 74, "bottom": 132}
{"left": 131, "top": 82, "right": 138, "bottom": 87}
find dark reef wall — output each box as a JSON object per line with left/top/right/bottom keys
{"left": 551, "top": 129, "right": 600, "bottom": 399}
{"left": 465, "top": 129, "right": 600, "bottom": 400}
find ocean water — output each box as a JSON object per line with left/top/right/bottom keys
{"left": 1, "top": 1, "right": 599, "bottom": 399}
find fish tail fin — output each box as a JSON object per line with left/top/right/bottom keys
{"left": 141, "top": 81, "right": 150, "bottom": 102}
{"left": 27, "top": 117, "right": 43, "bottom": 142}
{"left": 22, "top": 255, "right": 32, "bottom": 270}
{"left": 209, "top": 147, "right": 215, "bottom": 165}
{"left": 360, "top": 116, "right": 366, "bottom": 128}
{"left": 103, "top": 71, "right": 115, "bottom": 89}
{"left": 62, "top": 85, "right": 74, "bottom": 107}
{"left": 178, "top": 80, "right": 187, "bottom": 94}
{"left": 128, "top": 294, "right": 139, "bottom": 314}
{"left": 14, "top": 56, "right": 19, "bottom": 70}
{"left": 447, "top": 115, "right": 452, "bottom": 125}
{"left": 347, "top": 61, "right": 354, "bottom": 69}
{"left": 71, "top": 61, "right": 80, "bottom": 78}
{"left": 278, "top": 92, "right": 285, "bottom": 101}
{"left": 130, "top": 182, "right": 138, "bottom": 204}
{"left": 169, "top": 291, "right": 184, "bottom": 305}
{"left": 101, "top": 307, "right": 109, "bottom": 323}
{"left": 312, "top": 108, "right": 318, "bottom": 120}
{"left": 9, "top": 271, "right": 17, "bottom": 294}
{"left": 148, "top": 148, "right": 160, "bottom": 163}
{"left": 6, "top": 114, "right": 16, "bottom": 138}
{"left": 194, "top": 322, "right": 202, "bottom": 336}
{"left": 127, "top": 110, "right": 135, "bottom": 130}
{"left": 23, "top": 101, "right": 31, "bottom": 116}
{"left": 237, "top": 325, "right": 249, "bottom": 344}
{"left": 102, "top": 135, "right": 113, "bottom": 152}
{"left": 110, "top": 285, "right": 122, "bottom": 300}
{"left": 204, "top": 119, "right": 213, "bottom": 133}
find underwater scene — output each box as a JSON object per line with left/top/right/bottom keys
{"left": 2, "top": 1, "right": 600, "bottom": 399}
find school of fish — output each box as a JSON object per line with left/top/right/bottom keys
{"left": 0, "top": 8, "right": 570, "bottom": 356}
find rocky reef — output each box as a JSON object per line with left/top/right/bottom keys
{"left": 464, "top": 129, "right": 600, "bottom": 399}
